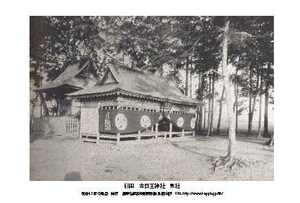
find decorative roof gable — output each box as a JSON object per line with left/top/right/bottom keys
{"left": 98, "top": 66, "right": 119, "bottom": 85}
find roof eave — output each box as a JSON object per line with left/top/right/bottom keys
{"left": 35, "top": 84, "right": 82, "bottom": 93}
{"left": 68, "top": 88, "right": 199, "bottom": 106}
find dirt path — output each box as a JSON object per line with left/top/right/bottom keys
{"left": 30, "top": 136, "right": 273, "bottom": 181}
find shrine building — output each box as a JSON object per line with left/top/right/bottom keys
{"left": 68, "top": 63, "right": 199, "bottom": 142}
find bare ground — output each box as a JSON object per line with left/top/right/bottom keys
{"left": 30, "top": 135, "right": 273, "bottom": 181}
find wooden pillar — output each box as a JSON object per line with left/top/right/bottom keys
{"left": 97, "top": 132, "right": 101, "bottom": 144}
{"left": 181, "top": 129, "right": 185, "bottom": 137}
{"left": 79, "top": 133, "right": 83, "bottom": 143}
{"left": 116, "top": 133, "right": 120, "bottom": 143}
{"left": 169, "top": 122, "right": 173, "bottom": 138}
{"left": 155, "top": 123, "right": 158, "bottom": 139}
{"left": 151, "top": 125, "right": 154, "bottom": 139}
{"left": 138, "top": 130, "right": 141, "bottom": 141}
{"left": 192, "top": 130, "right": 195, "bottom": 137}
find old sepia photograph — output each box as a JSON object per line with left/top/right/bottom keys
{"left": 30, "top": 16, "right": 274, "bottom": 181}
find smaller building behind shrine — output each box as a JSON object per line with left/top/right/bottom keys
{"left": 35, "top": 59, "right": 98, "bottom": 117}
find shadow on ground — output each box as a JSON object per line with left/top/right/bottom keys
{"left": 167, "top": 139, "right": 214, "bottom": 159}
{"left": 194, "top": 134, "right": 270, "bottom": 145}
{"left": 64, "top": 171, "right": 82, "bottom": 181}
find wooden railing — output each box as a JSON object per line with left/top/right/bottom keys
{"left": 80, "top": 130, "right": 195, "bottom": 143}
{"left": 65, "top": 117, "right": 80, "bottom": 136}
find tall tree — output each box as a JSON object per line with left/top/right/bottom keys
{"left": 264, "top": 63, "right": 273, "bottom": 136}
{"left": 222, "top": 20, "right": 236, "bottom": 159}
{"left": 212, "top": 16, "right": 259, "bottom": 170}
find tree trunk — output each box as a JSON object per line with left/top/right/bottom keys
{"left": 39, "top": 94, "right": 43, "bottom": 117}
{"left": 222, "top": 20, "right": 236, "bottom": 159}
{"left": 264, "top": 90, "right": 269, "bottom": 137}
{"left": 131, "top": 58, "right": 134, "bottom": 69}
{"left": 203, "top": 105, "right": 206, "bottom": 130}
{"left": 257, "top": 73, "right": 263, "bottom": 137}
{"left": 198, "top": 72, "right": 203, "bottom": 132}
{"left": 199, "top": 105, "right": 203, "bottom": 131}
{"left": 189, "top": 63, "right": 193, "bottom": 97}
{"left": 206, "top": 74, "right": 212, "bottom": 136}
{"left": 185, "top": 57, "right": 189, "bottom": 96}
{"left": 267, "top": 133, "right": 274, "bottom": 146}
{"left": 248, "top": 65, "right": 253, "bottom": 136}
{"left": 225, "top": 65, "right": 236, "bottom": 158}
{"left": 39, "top": 92, "right": 49, "bottom": 116}
{"left": 196, "top": 72, "right": 201, "bottom": 133}
{"left": 209, "top": 73, "right": 215, "bottom": 134}
{"left": 196, "top": 106, "right": 202, "bottom": 133}
{"left": 201, "top": 75, "right": 206, "bottom": 131}
{"left": 235, "top": 73, "right": 239, "bottom": 134}
{"left": 36, "top": 61, "right": 43, "bottom": 118}
{"left": 264, "top": 63, "right": 271, "bottom": 137}
{"left": 216, "top": 86, "right": 225, "bottom": 134}
{"left": 248, "top": 66, "right": 260, "bottom": 136}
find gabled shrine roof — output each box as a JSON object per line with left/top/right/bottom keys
{"left": 68, "top": 63, "right": 199, "bottom": 106}
{"left": 36, "top": 59, "right": 94, "bottom": 91}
